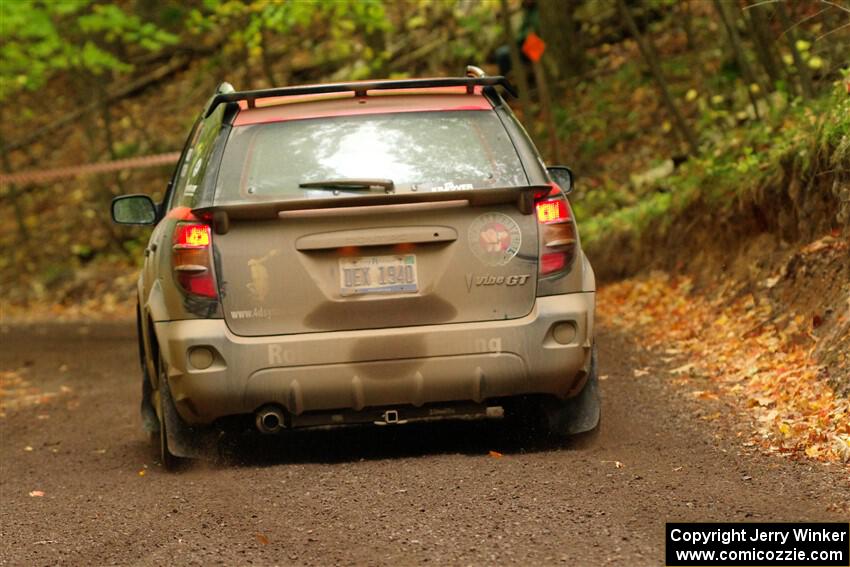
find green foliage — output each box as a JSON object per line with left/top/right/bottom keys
{"left": 821, "top": 68, "right": 850, "bottom": 148}
{"left": 0, "top": 1, "right": 177, "bottom": 99}
{"left": 581, "top": 187, "right": 681, "bottom": 246}
{"left": 40, "top": 261, "right": 72, "bottom": 288}
{"left": 187, "top": 0, "right": 390, "bottom": 77}
{"left": 580, "top": 80, "right": 849, "bottom": 248}
{"left": 120, "top": 238, "right": 146, "bottom": 266}
{"left": 2, "top": 0, "right": 846, "bottom": 309}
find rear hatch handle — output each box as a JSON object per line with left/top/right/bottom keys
{"left": 296, "top": 226, "right": 458, "bottom": 251}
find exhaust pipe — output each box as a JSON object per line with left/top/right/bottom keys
{"left": 255, "top": 406, "right": 286, "bottom": 434}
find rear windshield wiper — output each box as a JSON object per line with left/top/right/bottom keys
{"left": 298, "top": 178, "right": 395, "bottom": 192}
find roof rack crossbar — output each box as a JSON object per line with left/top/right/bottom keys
{"left": 204, "top": 76, "right": 515, "bottom": 117}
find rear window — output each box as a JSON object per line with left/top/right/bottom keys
{"left": 215, "top": 110, "right": 527, "bottom": 203}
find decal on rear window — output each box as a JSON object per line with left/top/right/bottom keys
{"left": 431, "top": 182, "right": 474, "bottom": 192}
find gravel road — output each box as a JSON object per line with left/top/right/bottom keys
{"left": 1, "top": 322, "right": 848, "bottom": 566}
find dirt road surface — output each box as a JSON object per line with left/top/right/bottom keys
{"left": 1, "top": 322, "right": 848, "bottom": 566}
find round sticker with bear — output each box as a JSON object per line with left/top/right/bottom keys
{"left": 468, "top": 212, "right": 522, "bottom": 266}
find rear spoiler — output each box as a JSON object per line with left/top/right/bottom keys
{"left": 193, "top": 185, "right": 549, "bottom": 235}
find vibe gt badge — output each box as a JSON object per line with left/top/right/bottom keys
{"left": 465, "top": 273, "right": 531, "bottom": 292}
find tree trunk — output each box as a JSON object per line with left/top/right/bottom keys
{"left": 713, "top": 0, "right": 768, "bottom": 118}
{"left": 531, "top": 59, "right": 562, "bottom": 163}
{"left": 240, "top": 44, "right": 253, "bottom": 91}
{"left": 616, "top": 0, "right": 699, "bottom": 155}
{"left": 0, "top": 148, "right": 30, "bottom": 241}
{"left": 97, "top": 89, "right": 128, "bottom": 201}
{"left": 79, "top": 77, "right": 128, "bottom": 255}
{"left": 537, "top": 0, "right": 585, "bottom": 80}
{"left": 775, "top": 2, "right": 814, "bottom": 100}
{"left": 500, "top": 0, "right": 531, "bottom": 112}
{"left": 563, "top": 1, "right": 583, "bottom": 75}
{"left": 678, "top": 0, "right": 696, "bottom": 51}
{"left": 260, "top": 29, "right": 279, "bottom": 87}
{"left": 746, "top": 4, "right": 783, "bottom": 91}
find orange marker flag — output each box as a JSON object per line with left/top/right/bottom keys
{"left": 522, "top": 32, "right": 546, "bottom": 63}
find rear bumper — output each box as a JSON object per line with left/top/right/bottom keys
{"left": 155, "top": 292, "right": 595, "bottom": 425}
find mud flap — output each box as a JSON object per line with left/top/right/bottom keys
{"left": 137, "top": 306, "right": 159, "bottom": 434}
{"left": 141, "top": 367, "right": 159, "bottom": 434}
{"left": 160, "top": 378, "right": 218, "bottom": 460}
{"left": 545, "top": 345, "right": 600, "bottom": 437}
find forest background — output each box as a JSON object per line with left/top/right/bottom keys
{"left": 1, "top": 0, "right": 849, "bottom": 462}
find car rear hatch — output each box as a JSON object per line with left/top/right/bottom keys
{"left": 203, "top": 102, "right": 543, "bottom": 337}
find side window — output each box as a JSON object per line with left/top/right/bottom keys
{"left": 170, "top": 106, "right": 224, "bottom": 209}
{"left": 166, "top": 121, "right": 200, "bottom": 209}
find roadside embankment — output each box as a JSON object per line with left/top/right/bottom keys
{"left": 587, "top": 88, "right": 849, "bottom": 465}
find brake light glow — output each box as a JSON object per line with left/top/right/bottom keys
{"left": 172, "top": 223, "right": 217, "bottom": 298}
{"left": 535, "top": 199, "right": 568, "bottom": 224}
{"left": 535, "top": 193, "right": 577, "bottom": 278}
{"left": 175, "top": 224, "right": 211, "bottom": 248}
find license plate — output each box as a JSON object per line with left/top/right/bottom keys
{"left": 339, "top": 254, "right": 418, "bottom": 296}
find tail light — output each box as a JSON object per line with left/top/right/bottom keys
{"left": 172, "top": 222, "right": 217, "bottom": 298}
{"left": 536, "top": 183, "right": 577, "bottom": 277}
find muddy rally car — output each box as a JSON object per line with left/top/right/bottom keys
{"left": 112, "top": 68, "right": 598, "bottom": 468}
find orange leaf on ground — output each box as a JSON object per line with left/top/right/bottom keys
{"left": 598, "top": 272, "right": 849, "bottom": 465}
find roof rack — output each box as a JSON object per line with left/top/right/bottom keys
{"left": 204, "top": 75, "right": 516, "bottom": 118}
